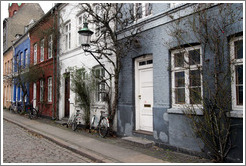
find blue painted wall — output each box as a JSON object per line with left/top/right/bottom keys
{"left": 13, "top": 37, "right": 30, "bottom": 104}
{"left": 117, "top": 3, "right": 243, "bottom": 162}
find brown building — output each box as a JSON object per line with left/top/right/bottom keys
{"left": 3, "top": 3, "right": 44, "bottom": 51}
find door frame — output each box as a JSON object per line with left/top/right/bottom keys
{"left": 33, "top": 83, "right": 36, "bottom": 109}
{"left": 64, "top": 72, "right": 70, "bottom": 118}
{"left": 135, "top": 55, "right": 153, "bottom": 131}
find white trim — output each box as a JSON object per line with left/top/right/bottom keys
{"left": 135, "top": 55, "right": 153, "bottom": 131}
{"left": 171, "top": 45, "right": 203, "bottom": 108}
{"left": 48, "top": 34, "right": 53, "bottom": 59}
{"left": 40, "top": 39, "right": 44, "bottom": 62}
{"left": 34, "top": 43, "right": 37, "bottom": 65}
{"left": 230, "top": 35, "right": 243, "bottom": 115}
{"left": 167, "top": 107, "right": 203, "bottom": 115}
{"left": 48, "top": 77, "right": 52, "bottom": 102}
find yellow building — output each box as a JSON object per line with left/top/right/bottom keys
{"left": 3, "top": 47, "right": 13, "bottom": 108}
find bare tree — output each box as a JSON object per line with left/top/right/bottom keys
{"left": 10, "top": 55, "right": 44, "bottom": 113}
{"left": 165, "top": 3, "right": 243, "bottom": 162}
{"left": 78, "top": 3, "right": 152, "bottom": 130}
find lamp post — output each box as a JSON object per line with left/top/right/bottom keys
{"left": 78, "top": 19, "right": 112, "bottom": 78}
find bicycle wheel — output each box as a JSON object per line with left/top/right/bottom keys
{"left": 98, "top": 117, "right": 109, "bottom": 138}
{"left": 72, "top": 120, "right": 77, "bottom": 131}
{"left": 32, "top": 108, "right": 38, "bottom": 119}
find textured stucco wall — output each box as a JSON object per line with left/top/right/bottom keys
{"left": 117, "top": 3, "right": 243, "bottom": 161}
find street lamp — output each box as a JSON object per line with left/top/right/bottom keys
{"left": 78, "top": 20, "right": 94, "bottom": 51}
{"left": 78, "top": 19, "right": 112, "bottom": 78}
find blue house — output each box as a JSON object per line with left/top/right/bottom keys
{"left": 117, "top": 3, "right": 243, "bottom": 162}
{"left": 13, "top": 34, "right": 30, "bottom": 105}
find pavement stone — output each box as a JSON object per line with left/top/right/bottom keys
{"left": 3, "top": 109, "right": 212, "bottom": 163}
{"left": 3, "top": 120, "right": 93, "bottom": 163}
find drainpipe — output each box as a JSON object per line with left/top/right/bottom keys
{"left": 52, "top": 7, "right": 56, "bottom": 120}
{"left": 55, "top": 5, "right": 60, "bottom": 120}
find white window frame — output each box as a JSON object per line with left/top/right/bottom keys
{"left": 25, "top": 83, "right": 27, "bottom": 102}
{"left": 170, "top": 3, "right": 185, "bottom": 8}
{"left": 230, "top": 36, "right": 243, "bottom": 117}
{"left": 93, "top": 67, "right": 106, "bottom": 103}
{"left": 40, "top": 39, "right": 44, "bottom": 62}
{"left": 20, "top": 52, "right": 24, "bottom": 67}
{"left": 34, "top": 43, "right": 37, "bottom": 65}
{"left": 47, "top": 77, "right": 52, "bottom": 102}
{"left": 134, "top": 3, "right": 152, "bottom": 20}
{"left": 48, "top": 35, "right": 53, "bottom": 59}
{"left": 65, "top": 22, "right": 71, "bottom": 50}
{"left": 25, "top": 49, "right": 28, "bottom": 67}
{"left": 40, "top": 79, "right": 44, "bottom": 102}
{"left": 77, "top": 14, "right": 86, "bottom": 46}
{"left": 171, "top": 45, "right": 203, "bottom": 109}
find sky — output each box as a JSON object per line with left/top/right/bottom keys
{"left": 1, "top": 1, "right": 54, "bottom": 20}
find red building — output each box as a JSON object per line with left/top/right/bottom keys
{"left": 29, "top": 6, "right": 59, "bottom": 119}
{"left": 8, "top": 3, "right": 25, "bottom": 18}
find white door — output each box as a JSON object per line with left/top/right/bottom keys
{"left": 135, "top": 56, "right": 153, "bottom": 132}
{"left": 33, "top": 83, "right": 36, "bottom": 108}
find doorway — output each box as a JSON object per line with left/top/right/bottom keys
{"left": 135, "top": 55, "right": 153, "bottom": 132}
{"left": 64, "top": 73, "right": 70, "bottom": 118}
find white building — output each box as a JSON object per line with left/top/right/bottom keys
{"left": 58, "top": 3, "right": 116, "bottom": 130}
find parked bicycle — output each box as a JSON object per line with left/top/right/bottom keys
{"left": 90, "top": 107, "right": 109, "bottom": 138}
{"left": 26, "top": 104, "right": 38, "bottom": 119}
{"left": 9, "top": 101, "right": 23, "bottom": 114}
{"left": 69, "top": 110, "right": 83, "bottom": 131}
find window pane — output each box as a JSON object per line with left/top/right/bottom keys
{"left": 235, "top": 40, "right": 243, "bottom": 59}
{"left": 190, "top": 70, "right": 201, "bottom": 86}
{"left": 189, "top": 49, "right": 200, "bottom": 65}
{"left": 175, "top": 88, "right": 185, "bottom": 104}
{"left": 190, "top": 87, "right": 201, "bottom": 104}
{"left": 174, "top": 52, "right": 184, "bottom": 67}
{"left": 236, "top": 85, "right": 243, "bottom": 105}
{"left": 175, "top": 72, "right": 185, "bottom": 87}
{"left": 236, "top": 65, "right": 243, "bottom": 84}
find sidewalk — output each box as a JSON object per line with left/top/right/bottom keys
{"left": 3, "top": 109, "right": 210, "bottom": 163}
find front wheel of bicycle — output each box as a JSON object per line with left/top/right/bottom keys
{"left": 29, "top": 108, "right": 38, "bottom": 119}
{"left": 98, "top": 117, "right": 109, "bottom": 138}
{"left": 72, "top": 120, "right": 77, "bottom": 131}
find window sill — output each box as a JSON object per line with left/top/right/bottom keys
{"left": 167, "top": 107, "right": 203, "bottom": 115}
{"left": 227, "top": 110, "right": 243, "bottom": 118}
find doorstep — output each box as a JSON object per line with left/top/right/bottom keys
{"left": 121, "top": 136, "right": 154, "bottom": 148}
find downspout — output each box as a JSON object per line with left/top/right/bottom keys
{"left": 56, "top": 5, "right": 60, "bottom": 120}
{"left": 52, "top": 7, "right": 56, "bottom": 119}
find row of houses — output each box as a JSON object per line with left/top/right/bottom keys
{"left": 3, "top": 3, "right": 243, "bottom": 162}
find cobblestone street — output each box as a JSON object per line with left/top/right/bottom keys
{"left": 3, "top": 120, "right": 94, "bottom": 163}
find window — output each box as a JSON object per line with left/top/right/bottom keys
{"left": 40, "top": 80, "right": 44, "bottom": 102}
{"left": 170, "top": 3, "right": 185, "bottom": 8}
{"left": 25, "top": 83, "right": 27, "bottom": 102}
{"left": 40, "top": 39, "right": 44, "bottom": 62}
{"left": 231, "top": 36, "right": 243, "bottom": 112}
{"left": 25, "top": 49, "right": 28, "bottom": 67}
{"left": 134, "top": 3, "right": 152, "bottom": 20}
{"left": 93, "top": 67, "right": 106, "bottom": 102}
{"left": 77, "top": 14, "right": 86, "bottom": 45}
{"left": 94, "top": 5, "right": 102, "bottom": 38}
{"left": 5, "top": 62, "right": 7, "bottom": 74}
{"left": 65, "top": 23, "right": 71, "bottom": 50}
{"left": 171, "top": 46, "right": 202, "bottom": 106}
{"left": 21, "top": 52, "right": 24, "bottom": 66}
{"left": 48, "top": 77, "right": 52, "bottom": 102}
{"left": 48, "top": 35, "right": 53, "bottom": 59}
{"left": 34, "top": 43, "right": 37, "bottom": 65}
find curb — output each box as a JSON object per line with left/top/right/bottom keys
{"left": 3, "top": 117, "right": 119, "bottom": 163}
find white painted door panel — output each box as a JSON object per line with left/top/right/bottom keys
{"left": 139, "top": 67, "right": 153, "bottom": 132}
